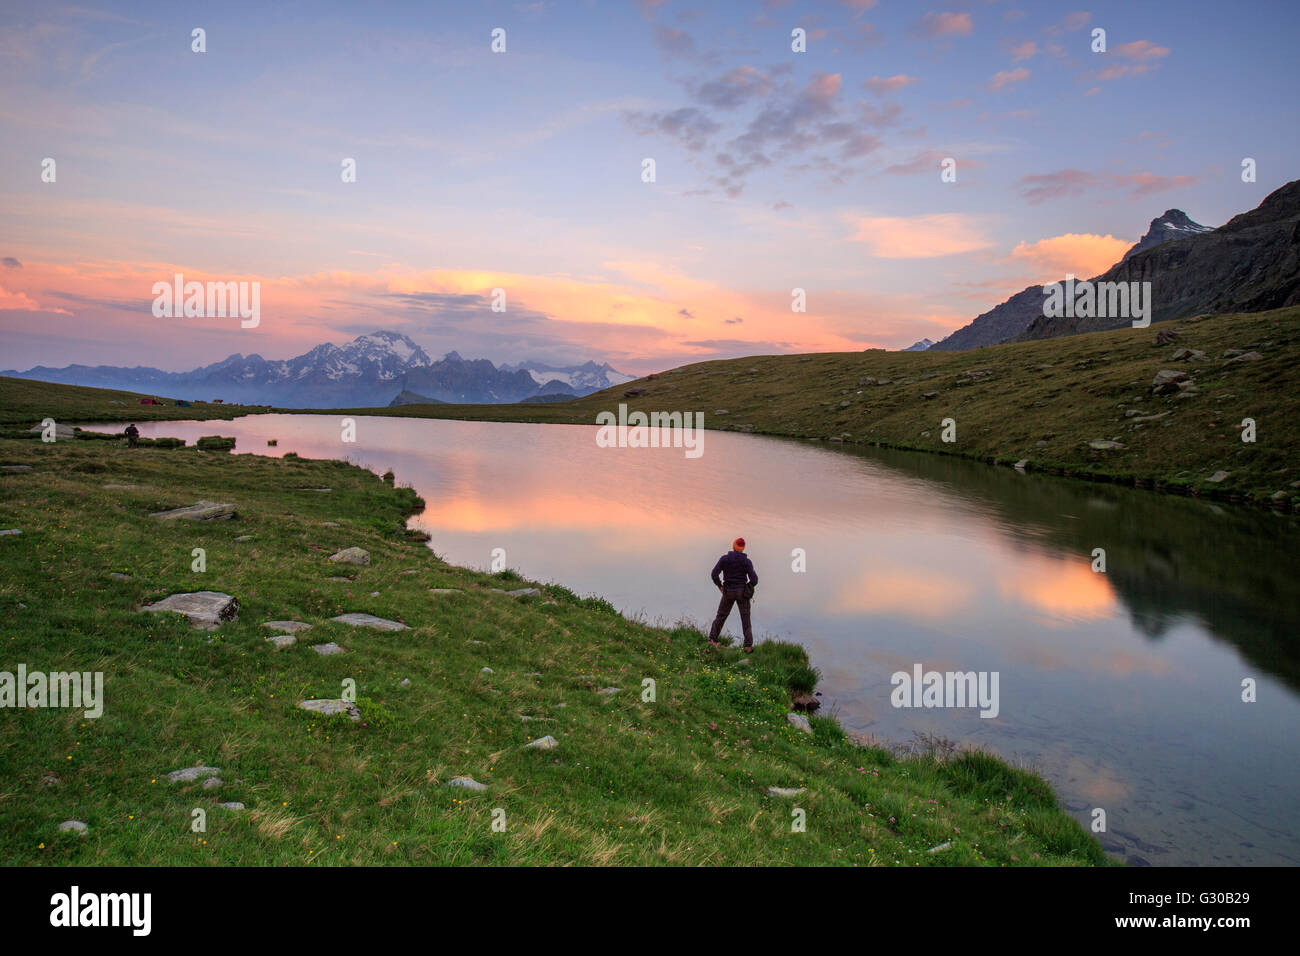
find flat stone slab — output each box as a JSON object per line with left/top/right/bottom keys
{"left": 330, "top": 613, "right": 408, "bottom": 631}
{"left": 297, "top": 698, "right": 361, "bottom": 721}
{"left": 1088, "top": 440, "right": 1125, "bottom": 450}
{"left": 312, "top": 642, "right": 344, "bottom": 655}
{"left": 0, "top": 529, "right": 20, "bottom": 536}
{"left": 218, "top": 802, "right": 245, "bottom": 811}
{"left": 786, "top": 713, "right": 813, "bottom": 734}
{"left": 151, "top": 501, "right": 236, "bottom": 521}
{"left": 489, "top": 587, "right": 542, "bottom": 597}
{"left": 328, "top": 547, "right": 370, "bottom": 566}
{"left": 165, "top": 766, "right": 221, "bottom": 784}
{"left": 524, "top": 735, "right": 559, "bottom": 751}
{"left": 1207, "top": 470, "right": 1230, "bottom": 483}
{"left": 767, "top": 787, "right": 806, "bottom": 799}
{"left": 429, "top": 588, "right": 463, "bottom": 595}
{"left": 596, "top": 686, "right": 622, "bottom": 697}
{"left": 448, "top": 776, "right": 488, "bottom": 792}
{"left": 142, "top": 591, "right": 238, "bottom": 628}
{"left": 263, "top": 621, "right": 313, "bottom": 634}
{"left": 266, "top": 635, "right": 297, "bottom": 649}
{"left": 58, "top": 820, "right": 88, "bottom": 834}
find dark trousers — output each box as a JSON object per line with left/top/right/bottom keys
{"left": 709, "top": 587, "right": 753, "bottom": 646}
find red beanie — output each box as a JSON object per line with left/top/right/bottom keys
{"left": 733, "top": 537, "right": 745, "bottom": 551}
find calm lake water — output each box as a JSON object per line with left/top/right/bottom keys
{"left": 89, "top": 414, "right": 1300, "bottom": 866}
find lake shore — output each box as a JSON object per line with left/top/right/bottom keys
{"left": 0, "top": 417, "right": 1110, "bottom": 866}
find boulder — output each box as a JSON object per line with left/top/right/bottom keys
{"left": 150, "top": 501, "right": 236, "bottom": 521}
{"left": 165, "top": 766, "right": 221, "bottom": 784}
{"left": 786, "top": 713, "right": 813, "bottom": 734}
{"left": 328, "top": 547, "right": 370, "bottom": 566}
{"left": 297, "top": 698, "right": 361, "bottom": 721}
{"left": 1206, "top": 471, "right": 1230, "bottom": 483}
{"left": 1151, "top": 369, "right": 1189, "bottom": 395}
{"left": 312, "top": 642, "right": 344, "bottom": 655}
{"left": 524, "top": 735, "right": 559, "bottom": 751}
{"left": 767, "top": 787, "right": 806, "bottom": 799}
{"left": 1226, "top": 351, "right": 1263, "bottom": 363}
{"left": 142, "top": 591, "right": 239, "bottom": 629}
{"left": 265, "top": 635, "right": 297, "bottom": 649}
{"left": 330, "top": 613, "right": 408, "bottom": 631}
{"left": 58, "top": 820, "right": 88, "bottom": 834}
{"left": 448, "top": 776, "right": 488, "bottom": 792}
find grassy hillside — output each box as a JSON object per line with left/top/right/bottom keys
{"left": 0, "top": 427, "right": 1106, "bottom": 866}
{"left": 331, "top": 307, "right": 1300, "bottom": 508}
{"left": 0, "top": 376, "right": 267, "bottom": 428}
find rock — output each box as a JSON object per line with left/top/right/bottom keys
{"left": 623, "top": 386, "right": 647, "bottom": 398}
{"left": 1226, "top": 351, "right": 1263, "bottom": 363}
{"left": 29, "top": 423, "right": 76, "bottom": 439}
{"left": 524, "top": 735, "right": 559, "bottom": 751}
{"left": 713, "top": 409, "right": 729, "bottom": 415}
{"left": 326, "top": 577, "right": 352, "bottom": 583}
{"left": 312, "top": 642, "right": 344, "bottom": 655}
{"left": 369, "top": 591, "right": 379, "bottom": 597}
{"left": 489, "top": 587, "right": 541, "bottom": 597}
{"left": 265, "top": 635, "right": 297, "bottom": 649}
{"left": 399, "top": 678, "right": 411, "bottom": 687}
{"left": 58, "top": 820, "right": 88, "bottom": 834}
{"left": 1154, "top": 329, "right": 1180, "bottom": 345}
{"left": 330, "top": 613, "right": 408, "bottom": 631}
{"left": 0, "top": 529, "right": 21, "bottom": 536}
{"left": 767, "top": 787, "right": 805, "bottom": 798}
{"left": 480, "top": 667, "right": 494, "bottom": 674}
{"left": 927, "top": 842, "right": 952, "bottom": 854}
{"left": 786, "top": 713, "right": 813, "bottom": 734}
{"left": 235, "top": 535, "right": 254, "bottom": 542}
{"left": 1206, "top": 471, "right": 1230, "bottom": 483}
{"left": 297, "top": 698, "right": 361, "bottom": 721}
{"left": 320, "top": 521, "right": 339, "bottom": 527}
{"left": 1088, "top": 440, "right": 1125, "bottom": 450}
{"left": 150, "top": 501, "right": 236, "bottom": 521}
{"left": 142, "top": 591, "right": 239, "bottom": 629}
{"left": 596, "top": 686, "right": 622, "bottom": 697}
{"left": 448, "top": 776, "right": 488, "bottom": 792}
{"left": 1151, "top": 369, "right": 1188, "bottom": 395}
{"left": 328, "top": 547, "right": 370, "bottom": 566}
{"left": 1171, "top": 348, "right": 1207, "bottom": 361}
{"left": 429, "top": 588, "right": 463, "bottom": 595}
{"left": 921, "top": 391, "right": 939, "bottom": 400}
{"left": 41, "top": 772, "right": 60, "bottom": 787}
{"left": 1035, "top": 440, "right": 1047, "bottom": 447}
{"left": 202, "top": 777, "right": 223, "bottom": 790}
{"left": 165, "top": 766, "right": 221, "bottom": 784}
{"left": 1013, "top": 459, "right": 1028, "bottom": 471}
{"left": 791, "top": 692, "right": 820, "bottom": 713}
{"left": 263, "top": 621, "right": 312, "bottom": 634}
{"left": 1, "top": 465, "right": 32, "bottom": 472}
{"left": 103, "top": 483, "right": 153, "bottom": 490}
{"left": 217, "top": 802, "right": 245, "bottom": 811}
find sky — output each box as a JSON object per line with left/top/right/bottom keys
{"left": 1, "top": 0, "right": 1297, "bottom": 375}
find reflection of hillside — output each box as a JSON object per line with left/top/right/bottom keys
{"left": 824, "top": 441, "right": 1300, "bottom": 691}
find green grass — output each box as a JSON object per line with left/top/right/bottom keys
{"left": 307, "top": 307, "right": 1300, "bottom": 508}
{"left": 0, "top": 424, "right": 1108, "bottom": 866}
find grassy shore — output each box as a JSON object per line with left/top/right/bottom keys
{"left": 0, "top": 420, "right": 1107, "bottom": 865}
{"left": 321, "top": 307, "right": 1300, "bottom": 508}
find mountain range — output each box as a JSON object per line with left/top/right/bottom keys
{"left": 930, "top": 179, "right": 1300, "bottom": 350}
{"left": 2, "top": 331, "right": 634, "bottom": 407}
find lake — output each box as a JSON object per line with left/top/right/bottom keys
{"left": 86, "top": 414, "right": 1300, "bottom": 866}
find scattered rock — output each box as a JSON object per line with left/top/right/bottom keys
{"left": 1225, "top": 351, "right": 1263, "bottom": 363}
{"left": 429, "top": 588, "right": 463, "bottom": 595}
{"left": 103, "top": 483, "right": 153, "bottom": 490}
{"left": 1, "top": 465, "right": 32, "bottom": 472}
{"left": 623, "top": 386, "right": 647, "bottom": 398}
{"left": 1013, "top": 459, "right": 1028, "bottom": 471}
{"left": 312, "top": 642, "right": 344, "bottom": 655}
{"left": 1088, "top": 440, "right": 1125, "bottom": 451}
{"left": 29, "top": 423, "right": 76, "bottom": 439}
{"left": 330, "top": 613, "right": 408, "bottom": 631}
{"left": 448, "top": 776, "right": 488, "bottom": 792}
{"left": 1206, "top": 471, "right": 1230, "bottom": 483}
{"left": 265, "top": 635, "right": 297, "bottom": 649}
{"left": 927, "top": 842, "right": 952, "bottom": 854}
{"left": 399, "top": 678, "right": 411, "bottom": 687}
{"left": 480, "top": 667, "right": 494, "bottom": 675}
{"left": 921, "top": 391, "right": 939, "bottom": 400}
{"left": 0, "top": 529, "right": 22, "bottom": 536}
{"left": 165, "top": 766, "right": 221, "bottom": 784}
{"left": 1154, "top": 329, "right": 1180, "bottom": 345}
{"left": 791, "top": 692, "right": 820, "bottom": 713}
{"left": 263, "top": 621, "right": 312, "bottom": 634}
{"left": 1171, "top": 348, "right": 1207, "bottom": 361}
{"left": 150, "top": 501, "right": 236, "bottom": 521}
{"left": 1151, "top": 369, "right": 1189, "bottom": 395}
{"left": 326, "top": 577, "right": 352, "bottom": 583}
{"left": 713, "top": 409, "right": 729, "bottom": 415}
{"left": 328, "top": 547, "right": 370, "bottom": 566}
{"left": 524, "top": 735, "right": 559, "bottom": 751}
{"left": 297, "top": 698, "right": 361, "bottom": 721}
{"left": 489, "top": 587, "right": 542, "bottom": 598}
{"left": 786, "top": 713, "right": 813, "bottom": 734}
{"left": 58, "top": 820, "right": 88, "bottom": 834}
{"left": 767, "top": 787, "right": 805, "bottom": 799}
{"left": 202, "top": 777, "right": 223, "bottom": 790}
{"left": 217, "top": 802, "right": 245, "bottom": 811}
{"left": 41, "top": 772, "right": 60, "bottom": 787}
{"left": 596, "top": 686, "right": 622, "bottom": 697}
{"left": 235, "top": 535, "right": 254, "bottom": 542}
{"left": 141, "top": 591, "right": 239, "bottom": 629}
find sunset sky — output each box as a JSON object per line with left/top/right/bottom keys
{"left": 2, "top": 0, "right": 1296, "bottom": 374}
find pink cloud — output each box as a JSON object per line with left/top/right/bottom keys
{"left": 1006, "top": 233, "right": 1132, "bottom": 280}
{"left": 1009, "top": 40, "right": 1038, "bottom": 62}
{"left": 987, "top": 67, "right": 1030, "bottom": 91}
{"left": 863, "top": 73, "right": 918, "bottom": 95}
{"left": 848, "top": 213, "right": 992, "bottom": 258}
{"left": 915, "top": 12, "right": 973, "bottom": 38}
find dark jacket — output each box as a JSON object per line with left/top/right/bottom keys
{"left": 711, "top": 550, "right": 757, "bottom": 591}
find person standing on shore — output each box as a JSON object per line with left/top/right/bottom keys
{"left": 124, "top": 423, "right": 140, "bottom": 448}
{"left": 708, "top": 537, "right": 758, "bottom": 652}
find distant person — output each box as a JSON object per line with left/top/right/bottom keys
{"left": 124, "top": 424, "right": 140, "bottom": 448}
{"left": 708, "top": 537, "right": 758, "bottom": 652}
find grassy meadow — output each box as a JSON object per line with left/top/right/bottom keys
{"left": 0, "top": 404, "right": 1108, "bottom": 866}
